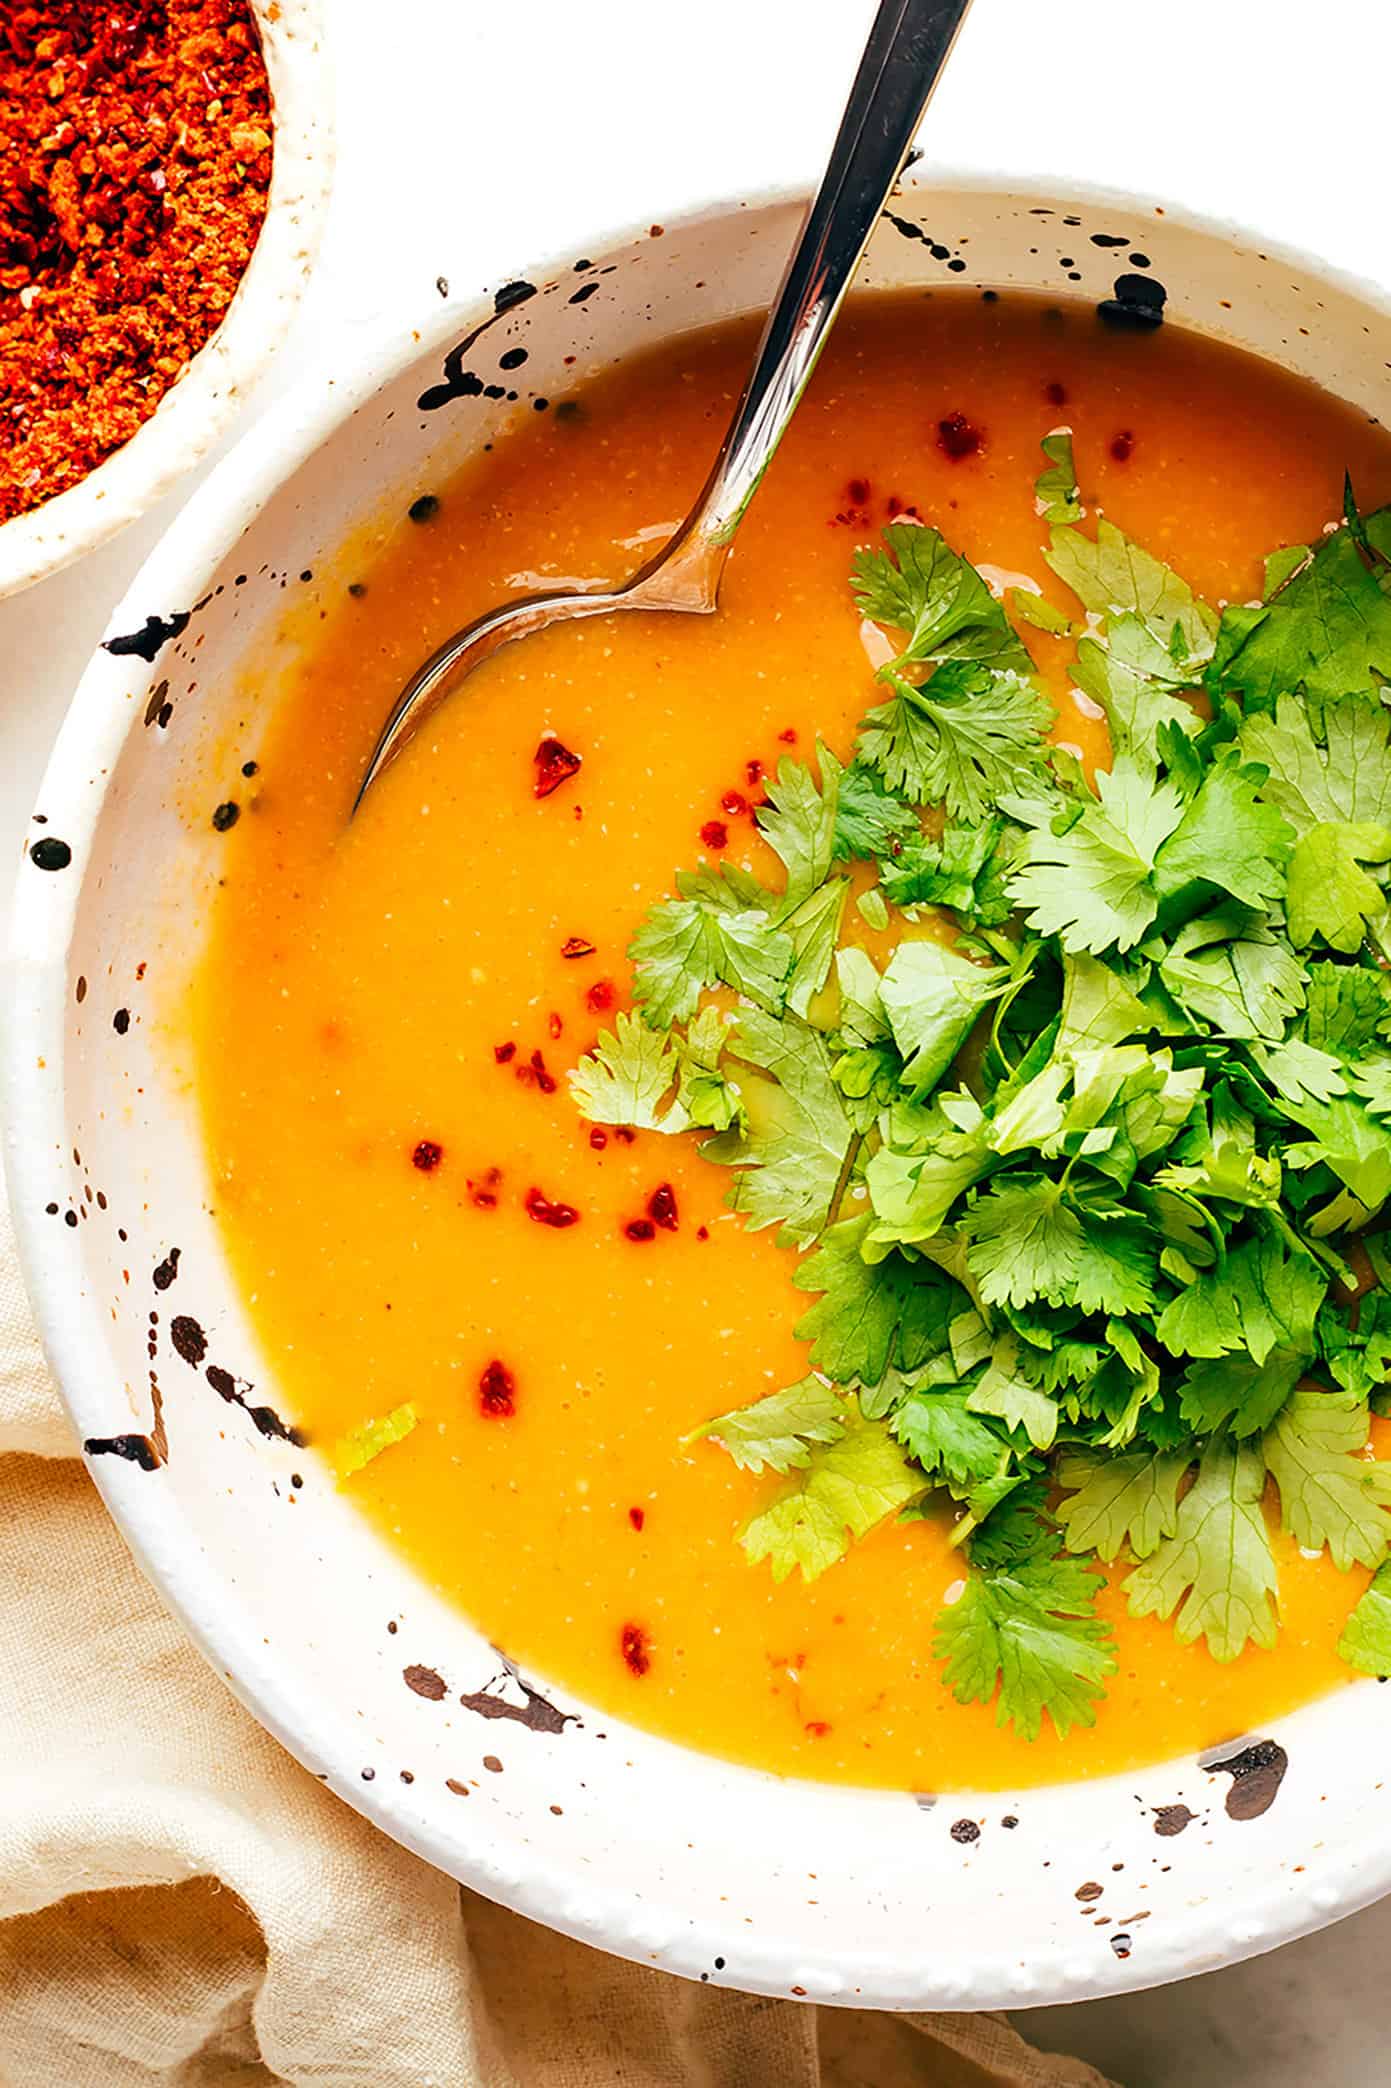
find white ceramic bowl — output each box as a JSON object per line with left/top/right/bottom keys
{"left": 0, "top": 0, "right": 333, "bottom": 601}
{"left": 9, "top": 175, "right": 1391, "bottom": 2010}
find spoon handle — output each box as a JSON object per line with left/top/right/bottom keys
{"left": 650, "top": 0, "right": 975, "bottom": 592}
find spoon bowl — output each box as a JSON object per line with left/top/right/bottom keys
{"left": 354, "top": 0, "right": 974, "bottom": 809}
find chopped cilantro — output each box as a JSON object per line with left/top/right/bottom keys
{"left": 564, "top": 489, "right": 1391, "bottom": 1739}
{"left": 739, "top": 1411, "right": 926, "bottom": 1582}
{"left": 686, "top": 1376, "right": 847, "bottom": 1474}
{"left": 336, "top": 1402, "right": 418, "bottom": 1478}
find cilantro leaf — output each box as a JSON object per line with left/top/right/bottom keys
{"left": 1055, "top": 1446, "right": 1189, "bottom": 1561}
{"left": 702, "top": 1011, "right": 852, "bottom": 1247}
{"left": 879, "top": 939, "right": 1011, "bottom": 1095}
{"left": 1279, "top": 1091, "right": 1391, "bottom": 1218}
{"left": 1155, "top": 1228, "right": 1327, "bottom": 1363}
{"left": 832, "top": 760, "right": 919, "bottom": 863}
{"left": 1157, "top": 906, "right": 1305, "bottom": 1041}
{"left": 1287, "top": 822, "right": 1391, "bottom": 954}
{"left": 756, "top": 751, "right": 838, "bottom": 907}
{"left": 687, "top": 1376, "right": 847, "bottom": 1474}
{"left": 570, "top": 1011, "right": 688, "bottom": 1130}
{"left": 858, "top": 663, "right": 1054, "bottom": 822}
{"left": 793, "top": 1214, "right": 957, "bottom": 1385}
{"left": 629, "top": 873, "right": 791, "bottom": 1028}
{"left": 1008, "top": 759, "right": 1186, "bottom": 954}
{"left": 1045, "top": 516, "right": 1217, "bottom": 662}
{"left": 1177, "top": 1346, "right": 1307, "bottom": 1437}
{"left": 1339, "top": 1559, "right": 1391, "bottom": 1676}
{"left": 865, "top": 1096, "right": 994, "bottom": 1246}
{"left": 962, "top": 1176, "right": 1084, "bottom": 1309}
{"left": 934, "top": 1514, "right": 1116, "bottom": 1740}
{"left": 1209, "top": 524, "right": 1391, "bottom": 715}
{"left": 739, "top": 1411, "right": 926, "bottom": 1582}
{"left": 1152, "top": 751, "right": 1293, "bottom": 918}
{"left": 1302, "top": 961, "right": 1391, "bottom": 1058}
{"left": 1264, "top": 1387, "right": 1391, "bottom": 1569}
{"left": 968, "top": 1334, "right": 1059, "bottom": 1450}
{"left": 878, "top": 816, "right": 1013, "bottom": 922}
{"left": 1239, "top": 693, "right": 1391, "bottom": 830}
{"left": 336, "top": 1402, "right": 418, "bottom": 1478}
{"left": 891, "top": 1387, "right": 1014, "bottom": 1484}
{"left": 1073, "top": 614, "right": 1204, "bottom": 762}
{"left": 1035, "top": 428, "right": 1083, "bottom": 526}
{"left": 1124, "top": 1438, "right": 1278, "bottom": 1661}
{"left": 852, "top": 522, "right": 1033, "bottom": 674}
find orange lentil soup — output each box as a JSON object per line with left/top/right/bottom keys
{"left": 193, "top": 293, "right": 1391, "bottom": 1790}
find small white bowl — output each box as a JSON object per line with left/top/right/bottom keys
{"left": 10, "top": 174, "right": 1391, "bottom": 2010}
{"left": 0, "top": 0, "right": 333, "bottom": 601}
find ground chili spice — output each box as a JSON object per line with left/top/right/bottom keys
{"left": 0, "top": 1, "right": 274, "bottom": 524}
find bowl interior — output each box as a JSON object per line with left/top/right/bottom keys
{"left": 11, "top": 179, "right": 1391, "bottom": 2009}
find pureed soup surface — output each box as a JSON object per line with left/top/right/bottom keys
{"left": 193, "top": 293, "right": 1391, "bottom": 1790}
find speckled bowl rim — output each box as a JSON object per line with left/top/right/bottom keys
{"left": 0, "top": 0, "right": 334, "bottom": 601}
{"left": 12, "top": 168, "right": 1391, "bottom": 2009}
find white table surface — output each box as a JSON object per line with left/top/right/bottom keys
{"left": 4, "top": 1, "right": 1389, "bottom": 2077}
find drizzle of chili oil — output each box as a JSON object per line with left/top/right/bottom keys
{"left": 628, "top": 1506, "right": 645, "bottom": 1532}
{"left": 478, "top": 1359, "right": 516, "bottom": 1418}
{"left": 533, "top": 736, "right": 582, "bottom": 797}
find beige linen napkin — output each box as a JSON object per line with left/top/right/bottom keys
{"left": 0, "top": 1177, "right": 1113, "bottom": 2088}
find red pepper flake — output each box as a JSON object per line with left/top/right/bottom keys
{"left": 588, "top": 1127, "right": 608, "bottom": 1150}
{"left": 525, "top": 1187, "right": 580, "bottom": 1228}
{"left": 699, "top": 820, "right": 728, "bottom": 850}
{"left": 478, "top": 1359, "right": 516, "bottom": 1418}
{"left": 494, "top": 1041, "right": 517, "bottom": 1064}
{"left": 548, "top": 1011, "right": 564, "bottom": 1040}
{"left": 1045, "top": 380, "right": 1068, "bottom": 406}
{"left": 804, "top": 1720, "right": 832, "bottom": 1739}
{"left": 886, "top": 493, "right": 922, "bottom": 521}
{"left": 469, "top": 1167, "right": 502, "bottom": 1209}
{"left": 937, "top": 410, "right": 984, "bottom": 460}
{"left": 0, "top": 0, "right": 275, "bottom": 527}
{"left": 561, "top": 935, "right": 596, "bottom": 960}
{"left": 745, "top": 758, "right": 764, "bottom": 785}
{"left": 1110, "top": 429, "right": 1135, "bottom": 462}
{"left": 647, "top": 1182, "right": 679, "bottom": 1231}
{"left": 620, "top": 1623, "right": 651, "bottom": 1675}
{"left": 696, "top": 1225, "right": 710, "bottom": 1241}
{"left": 528, "top": 1049, "right": 557, "bottom": 1094}
{"left": 412, "top": 1140, "right": 443, "bottom": 1172}
{"left": 533, "top": 736, "right": 582, "bottom": 797}
{"left": 778, "top": 727, "right": 798, "bottom": 744}
{"left": 586, "top": 978, "right": 616, "bottom": 1013}
{"left": 848, "top": 477, "right": 871, "bottom": 506}
{"left": 628, "top": 1506, "right": 645, "bottom": 1531}
{"left": 624, "top": 1217, "right": 657, "bottom": 1242}
{"left": 720, "top": 790, "right": 748, "bottom": 817}
{"left": 614, "top": 1126, "right": 637, "bottom": 1145}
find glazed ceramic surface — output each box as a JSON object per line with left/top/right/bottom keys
{"left": 0, "top": 0, "right": 334, "bottom": 601}
{"left": 9, "top": 179, "right": 1391, "bottom": 2009}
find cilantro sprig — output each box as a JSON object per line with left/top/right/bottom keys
{"left": 569, "top": 456, "right": 1391, "bottom": 1743}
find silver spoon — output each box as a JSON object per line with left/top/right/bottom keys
{"left": 354, "top": 0, "right": 975, "bottom": 812}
